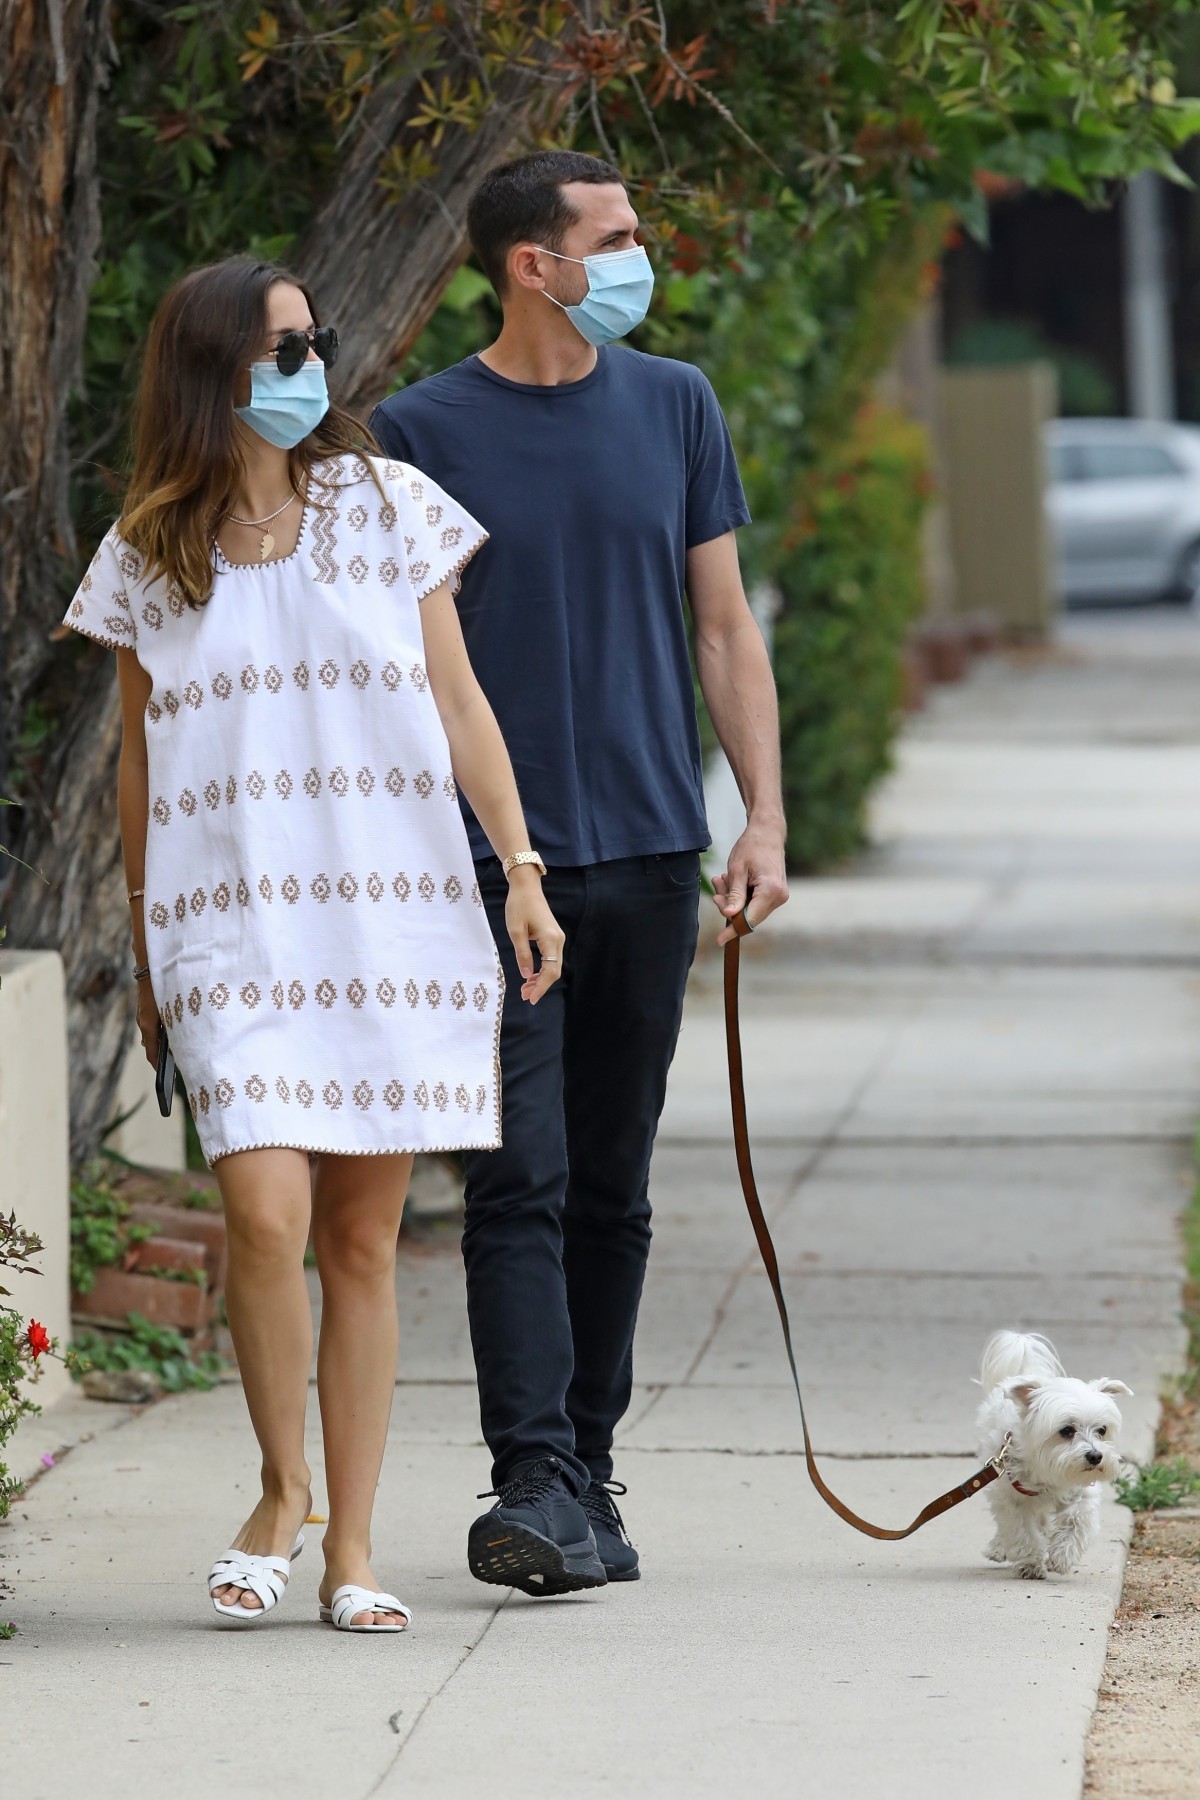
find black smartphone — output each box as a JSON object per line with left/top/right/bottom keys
{"left": 155, "top": 1025, "right": 176, "bottom": 1118}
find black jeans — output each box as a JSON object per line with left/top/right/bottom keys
{"left": 462, "top": 851, "right": 701, "bottom": 1494}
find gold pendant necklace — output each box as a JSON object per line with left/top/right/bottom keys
{"left": 228, "top": 492, "right": 297, "bottom": 562}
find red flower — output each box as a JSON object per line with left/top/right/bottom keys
{"left": 26, "top": 1320, "right": 51, "bottom": 1360}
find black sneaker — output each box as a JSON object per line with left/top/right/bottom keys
{"left": 468, "top": 1457, "right": 607, "bottom": 1595}
{"left": 580, "top": 1479, "right": 640, "bottom": 1582}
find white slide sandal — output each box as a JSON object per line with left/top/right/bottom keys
{"left": 208, "top": 1533, "right": 304, "bottom": 1623}
{"left": 319, "top": 1584, "right": 412, "bottom": 1633}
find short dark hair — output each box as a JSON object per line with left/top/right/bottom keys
{"left": 467, "top": 151, "right": 624, "bottom": 296}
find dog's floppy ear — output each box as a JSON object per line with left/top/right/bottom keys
{"left": 1091, "top": 1379, "right": 1133, "bottom": 1397}
{"left": 1007, "top": 1380, "right": 1041, "bottom": 1408}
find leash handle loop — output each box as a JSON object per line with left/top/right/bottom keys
{"left": 724, "top": 922, "right": 999, "bottom": 1540}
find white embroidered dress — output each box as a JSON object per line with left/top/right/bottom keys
{"left": 63, "top": 454, "right": 502, "bottom": 1166}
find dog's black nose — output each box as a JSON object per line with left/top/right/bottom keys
{"left": 1085, "top": 1450, "right": 1103, "bottom": 1466}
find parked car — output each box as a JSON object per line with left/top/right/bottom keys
{"left": 1043, "top": 418, "right": 1200, "bottom": 605}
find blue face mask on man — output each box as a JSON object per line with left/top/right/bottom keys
{"left": 235, "top": 360, "right": 330, "bottom": 449}
{"left": 538, "top": 244, "right": 655, "bottom": 347}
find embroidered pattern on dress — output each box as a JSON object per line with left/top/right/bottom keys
{"left": 164, "top": 972, "right": 485, "bottom": 1023}
{"left": 310, "top": 504, "right": 339, "bottom": 584}
{"left": 144, "top": 653, "right": 455, "bottom": 722}
{"left": 182, "top": 1066, "right": 488, "bottom": 1132}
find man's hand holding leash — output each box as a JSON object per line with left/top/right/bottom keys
{"left": 711, "top": 824, "right": 789, "bottom": 945}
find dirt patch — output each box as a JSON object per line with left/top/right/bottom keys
{"left": 1083, "top": 1398, "right": 1200, "bottom": 1798}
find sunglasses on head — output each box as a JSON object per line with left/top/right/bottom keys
{"left": 258, "top": 325, "right": 340, "bottom": 377}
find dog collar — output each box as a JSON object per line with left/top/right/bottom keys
{"left": 1010, "top": 1477, "right": 1040, "bottom": 1498}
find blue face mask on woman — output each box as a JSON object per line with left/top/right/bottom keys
{"left": 235, "top": 360, "right": 330, "bottom": 449}
{"left": 538, "top": 244, "right": 655, "bottom": 347}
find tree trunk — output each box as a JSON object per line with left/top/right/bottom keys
{"left": 1, "top": 17, "right": 574, "bottom": 1160}
{"left": 298, "top": 34, "right": 567, "bottom": 412}
{"left": 0, "top": 0, "right": 117, "bottom": 1161}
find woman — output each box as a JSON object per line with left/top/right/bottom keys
{"left": 63, "top": 258, "right": 563, "bottom": 1633}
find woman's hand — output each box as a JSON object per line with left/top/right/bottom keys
{"left": 504, "top": 870, "right": 565, "bottom": 1005}
{"left": 136, "top": 980, "right": 161, "bottom": 1068}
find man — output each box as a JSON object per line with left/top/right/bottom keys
{"left": 370, "top": 150, "right": 787, "bottom": 1595}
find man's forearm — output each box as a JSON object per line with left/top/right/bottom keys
{"left": 696, "top": 620, "right": 785, "bottom": 830}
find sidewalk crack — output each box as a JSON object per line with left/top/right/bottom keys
{"left": 363, "top": 1593, "right": 512, "bottom": 1797}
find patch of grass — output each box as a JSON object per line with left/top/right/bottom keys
{"left": 1116, "top": 1457, "right": 1200, "bottom": 1513}
{"left": 1179, "top": 1129, "right": 1200, "bottom": 1394}
{"left": 0, "top": 1621, "right": 16, "bottom": 1640}
{"left": 72, "top": 1314, "right": 224, "bottom": 1393}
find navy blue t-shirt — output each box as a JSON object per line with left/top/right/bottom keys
{"left": 369, "top": 346, "right": 750, "bottom": 866}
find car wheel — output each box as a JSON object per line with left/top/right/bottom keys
{"left": 1173, "top": 538, "right": 1200, "bottom": 607}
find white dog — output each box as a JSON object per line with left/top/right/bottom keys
{"left": 975, "top": 1330, "right": 1131, "bottom": 1580}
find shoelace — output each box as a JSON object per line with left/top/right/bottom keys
{"left": 579, "top": 1479, "right": 631, "bottom": 1543}
{"left": 477, "top": 1461, "right": 564, "bottom": 1508}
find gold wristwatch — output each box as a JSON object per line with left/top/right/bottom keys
{"left": 502, "top": 851, "right": 547, "bottom": 878}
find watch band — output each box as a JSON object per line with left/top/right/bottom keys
{"left": 502, "top": 851, "right": 547, "bottom": 878}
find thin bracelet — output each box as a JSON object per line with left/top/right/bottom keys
{"left": 133, "top": 963, "right": 151, "bottom": 982}
{"left": 128, "top": 887, "right": 145, "bottom": 903}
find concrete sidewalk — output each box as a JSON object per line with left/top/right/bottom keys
{"left": 7, "top": 609, "right": 1200, "bottom": 1798}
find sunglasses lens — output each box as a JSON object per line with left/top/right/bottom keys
{"left": 274, "top": 333, "right": 307, "bottom": 377}
{"left": 314, "top": 327, "right": 339, "bottom": 369}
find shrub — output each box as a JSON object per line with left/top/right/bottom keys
{"left": 773, "top": 406, "right": 933, "bottom": 872}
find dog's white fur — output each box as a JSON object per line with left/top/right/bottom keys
{"left": 975, "top": 1330, "right": 1131, "bottom": 1580}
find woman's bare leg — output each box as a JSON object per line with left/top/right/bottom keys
{"left": 210, "top": 1146, "right": 314, "bottom": 1611}
{"left": 311, "top": 1151, "right": 412, "bottom": 1626}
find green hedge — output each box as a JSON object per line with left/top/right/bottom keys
{"left": 774, "top": 405, "right": 932, "bottom": 873}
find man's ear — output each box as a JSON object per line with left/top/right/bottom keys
{"left": 1092, "top": 1379, "right": 1133, "bottom": 1397}
{"left": 508, "top": 243, "right": 548, "bottom": 294}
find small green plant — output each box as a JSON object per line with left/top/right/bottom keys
{"left": 72, "top": 1314, "right": 224, "bottom": 1394}
{"left": 180, "top": 1183, "right": 220, "bottom": 1211}
{"left": 1115, "top": 1457, "right": 1200, "bottom": 1513}
{"left": 139, "top": 1265, "right": 206, "bottom": 1285}
{"left": 69, "top": 1164, "right": 153, "bottom": 1294}
{"left": 0, "top": 1622, "right": 17, "bottom": 1640}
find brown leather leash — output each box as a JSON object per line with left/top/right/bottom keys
{"left": 724, "top": 910, "right": 1008, "bottom": 1539}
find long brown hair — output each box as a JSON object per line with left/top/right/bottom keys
{"left": 120, "top": 257, "right": 376, "bottom": 607}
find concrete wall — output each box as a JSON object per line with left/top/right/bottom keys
{"left": 938, "top": 362, "right": 1060, "bottom": 636}
{"left": 0, "top": 951, "right": 71, "bottom": 1406}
